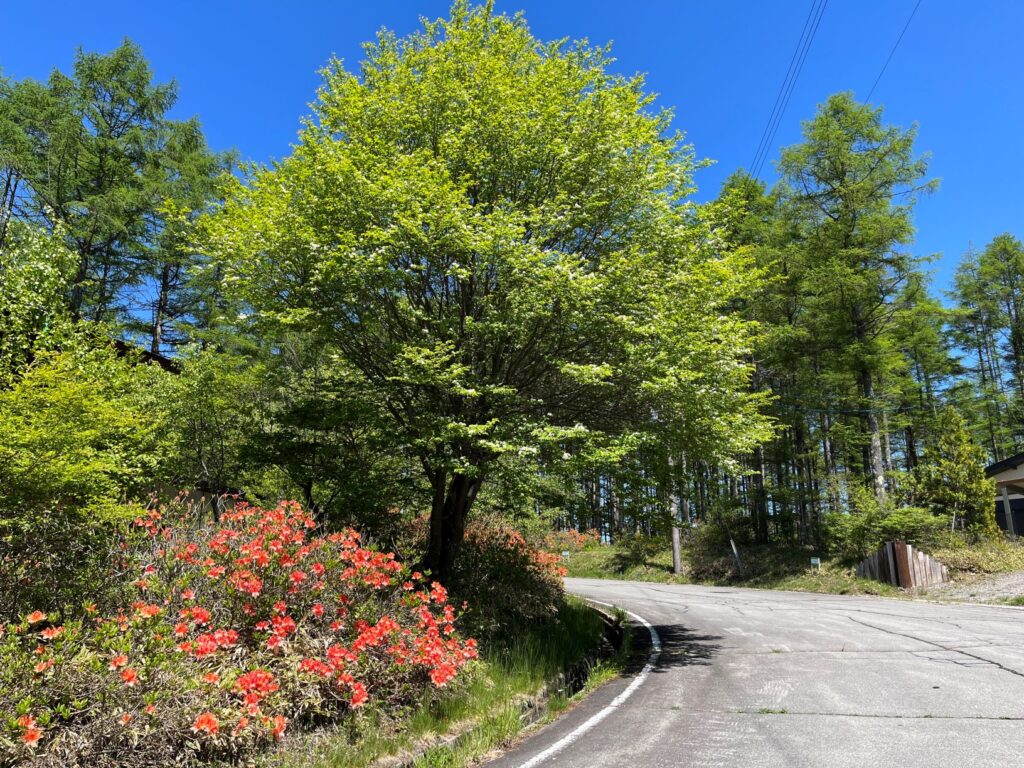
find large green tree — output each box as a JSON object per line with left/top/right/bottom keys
{"left": 206, "top": 3, "right": 769, "bottom": 579}
{"left": 0, "top": 40, "right": 226, "bottom": 347}
{"left": 775, "top": 93, "right": 936, "bottom": 504}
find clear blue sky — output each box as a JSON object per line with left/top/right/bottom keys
{"left": 3, "top": 1, "right": 1021, "bottom": 294}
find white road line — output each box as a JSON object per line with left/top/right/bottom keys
{"left": 514, "top": 600, "right": 662, "bottom": 768}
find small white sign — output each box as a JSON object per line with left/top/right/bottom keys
{"left": 810, "top": 556, "right": 821, "bottom": 569}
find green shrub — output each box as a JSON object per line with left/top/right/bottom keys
{"left": 930, "top": 540, "right": 1024, "bottom": 575}
{"left": 912, "top": 409, "right": 999, "bottom": 538}
{"left": 0, "top": 345, "right": 172, "bottom": 618}
{"left": 826, "top": 486, "right": 951, "bottom": 562}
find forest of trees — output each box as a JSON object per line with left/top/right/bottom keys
{"left": 0, "top": 7, "right": 1015, "bottom": 599}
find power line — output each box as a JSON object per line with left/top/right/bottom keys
{"left": 747, "top": 1, "right": 819, "bottom": 178}
{"left": 865, "top": 0, "right": 923, "bottom": 102}
{"left": 754, "top": 0, "right": 827, "bottom": 179}
{"left": 748, "top": 0, "right": 828, "bottom": 180}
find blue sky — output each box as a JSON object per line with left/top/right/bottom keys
{"left": 3, "top": 1, "right": 1021, "bottom": 294}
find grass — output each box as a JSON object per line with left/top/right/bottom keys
{"left": 275, "top": 596, "right": 624, "bottom": 768}
{"left": 562, "top": 538, "right": 901, "bottom": 597}
{"left": 929, "top": 540, "right": 1024, "bottom": 576}
{"left": 563, "top": 534, "right": 1024, "bottom": 598}
{"left": 560, "top": 543, "right": 680, "bottom": 583}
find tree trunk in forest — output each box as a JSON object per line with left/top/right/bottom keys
{"left": 905, "top": 424, "right": 918, "bottom": 471}
{"left": 425, "top": 470, "right": 482, "bottom": 584}
{"left": 794, "top": 422, "right": 810, "bottom": 546}
{"left": 820, "top": 410, "right": 841, "bottom": 512}
{"left": 754, "top": 446, "right": 769, "bottom": 544}
{"left": 860, "top": 367, "right": 887, "bottom": 504}
{"left": 151, "top": 263, "right": 171, "bottom": 354}
{"left": 881, "top": 410, "right": 893, "bottom": 476}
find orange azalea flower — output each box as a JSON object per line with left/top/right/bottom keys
{"left": 203, "top": 672, "right": 220, "bottom": 684}
{"left": 192, "top": 712, "right": 219, "bottom": 735}
{"left": 121, "top": 668, "right": 139, "bottom": 686}
{"left": 34, "top": 659, "right": 54, "bottom": 674}
{"left": 109, "top": 654, "right": 128, "bottom": 670}
{"left": 145, "top": 704, "right": 157, "bottom": 716}
{"left": 270, "top": 714, "right": 287, "bottom": 739}
{"left": 16, "top": 715, "right": 35, "bottom": 728}
{"left": 23, "top": 727, "right": 42, "bottom": 747}
{"left": 40, "top": 626, "right": 63, "bottom": 640}
{"left": 120, "top": 713, "right": 133, "bottom": 725}
{"left": 25, "top": 610, "right": 46, "bottom": 624}
{"left": 190, "top": 606, "right": 211, "bottom": 625}
{"left": 350, "top": 681, "right": 368, "bottom": 708}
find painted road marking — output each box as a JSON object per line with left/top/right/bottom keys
{"left": 514, "top": 601, "right": 662, "bottom": 768}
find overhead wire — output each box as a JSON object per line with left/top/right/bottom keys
{"left": 746, "top": 0, "right": 819, "bottom": 178}
{"left": 748, "top": 0, "right": 828, "bottom": 180}
{"left": 865, "top": 0, "right": 923, "bottom": 102}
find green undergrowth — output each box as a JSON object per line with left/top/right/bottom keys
{"left": 563, "top": 534, "right": 1024, "bottom": 596}
{"left": 278, "top": 596, "right": 623, "bottom": 768}
{"left": 562, "top": 538, "right": 901, "bottom": 597}
{"left": 929, "top": 540, "right": 1024, "bottom": 576}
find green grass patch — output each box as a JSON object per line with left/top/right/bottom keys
{"left": 280, "top": 596, "right": 621, "bottom": 768}
{"left": 929, "top": 540, "right": 1024, "bottom": 576}
{"left": 564, "top": 537, "right": 901, "bottom": 597}
{"left": 562, "top": 541, "right": 682, "bottom": 583}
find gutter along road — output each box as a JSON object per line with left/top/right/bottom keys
{"left": 486, "top": 578, "right": 1024, "bottom": 768}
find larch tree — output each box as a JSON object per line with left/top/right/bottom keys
{"left": 0, "top": 40, "right": 226, "bottom": 348}
{"left": 776, "top": 93, "right": 936, "bottom": 504}
{"left": 205, "top": 2, "right": 770, "bottom": 580}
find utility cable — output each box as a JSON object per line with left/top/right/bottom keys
{"left": 748, "top": 0, "right": 828, "bottom": 179}
{"left": 865, "top": 0, "right": 923, "bottom": 102}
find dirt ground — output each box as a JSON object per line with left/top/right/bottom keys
{"left": 924, "top": 570, "right": 1024, "bottom": 603}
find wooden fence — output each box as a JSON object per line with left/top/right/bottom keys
{"left": 855, "top": 540, "right": 949, "bottom": 590}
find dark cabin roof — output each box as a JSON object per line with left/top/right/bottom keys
{"left": 985, "top": 452, "right": 1024, "bottom": 478}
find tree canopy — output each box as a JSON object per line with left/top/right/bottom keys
{"left": 205, "top": 2, "right": 770, "bottom": 577}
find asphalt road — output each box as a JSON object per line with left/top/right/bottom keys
{"left": 485, "top": 578, "right": 1024, "bottom": 768}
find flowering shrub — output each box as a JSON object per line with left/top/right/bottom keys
{"left": 403, "top": 515, "right": 565, "bottom": 637}
{"left": 0, "top": 500, "right": 476, "bottom": 767}
{"left": 542, "top": 528, "right": 601, "bottom": 554}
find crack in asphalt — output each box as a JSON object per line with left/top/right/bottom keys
{"left": 847, "top": 615, "right": 1024, "bottom": 680}
{"left": 732, "top": 710, "right": 1024, "bottom": 721}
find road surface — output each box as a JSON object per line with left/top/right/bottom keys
{"left": 486, "top": 578, "right": 1024, "bottom": 768}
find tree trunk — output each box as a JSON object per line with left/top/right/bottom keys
{"left": 754, "top": 446, "right": 769, "bottom": 544}
{"left": 151, "top": 262, "right": 172, "bottom": 354}
{"left": 425, "top": 470, "right": 482, "bottom": 584}
{"left": 860, "top": 367, "right": 887, "bottom": 504}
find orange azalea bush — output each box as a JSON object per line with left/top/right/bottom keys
{"left": 0, "top": 500, "right": 476, "bottom": 767}
{"left": 402, "top": 515, "right": 566, "bottom": 637}
{"left": 542, "top": 528, "right": 601, "bottom": 554}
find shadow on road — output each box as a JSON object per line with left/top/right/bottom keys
{"left": 626, "top": 621, "right": 721, "bottom": 673}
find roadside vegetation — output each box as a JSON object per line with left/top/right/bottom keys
{"left": 287, "top": 597, "right": 624, "bottom": 768}
{"left": 3, "top": 1, "right": 1024, "bottom": 764}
